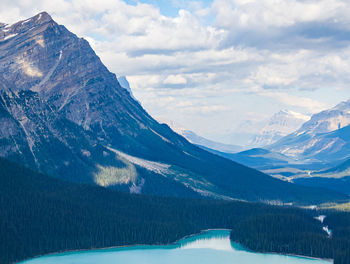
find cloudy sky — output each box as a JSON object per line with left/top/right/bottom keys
{"left": 2, "top": 0, "right": 350, "bottom": 144}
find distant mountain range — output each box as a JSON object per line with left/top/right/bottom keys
{"left": 268, "top": 100, "right": 350, "bottom": 163}
{"left": 207, "top": 100, "right": 350, "bottom": 195}
{"left": 210, "top": 110, "right": 310, "bottom": 148}
{"left": 250, "top": 110, "right": 310, "bottom": 147}
{"left": 166, "top": 120, "right": 243, "bottom": 153}
{"left": 0, "top": 12, "right": 344, "bottom": 204}
{"left": 157, "top": 109, "right": 309, "bottom": 152}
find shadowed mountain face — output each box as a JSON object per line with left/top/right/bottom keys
{"left": 0, "top": 12, "right": 347, "bottom": 203}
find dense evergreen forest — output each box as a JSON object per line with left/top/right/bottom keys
{"left": 230, "top": 211, "right": 350, "bottom": 264}
{"left": 0, "top": 157, "right": 349, "bottom": 264}
{"left": 325, "top": 213, "right": 350, "bottom": 264}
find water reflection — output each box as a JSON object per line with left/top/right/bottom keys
{"left": 20, "top": 230, "right": 331, "bottom": 264}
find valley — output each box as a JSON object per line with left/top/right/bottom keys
{"left": 0, "top": 10, "right": 350, "bottom": 264}
{"left": 201, "top": 101, "right": 350, "bottom": 196}
{"left": 0, "top": 12, "right": 345, "bottom": 204}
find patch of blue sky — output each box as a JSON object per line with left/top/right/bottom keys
{"left": 124, "top": 0, "right": 213, "bottom": 17}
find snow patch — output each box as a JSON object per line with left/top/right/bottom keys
{"left": 315, "top": 215, "right": 332, "bottom": 237}
{"left": 314, "top": 215, "right": 326, "bottom": 223}
{"left": 323, "top": 226, "right": 332, "bottom": 237}
{"left": 3, "top": 33, "right": 17, "bottom": 40}
{"left": 21, "top": 18, "right": 32, "bottom": 25}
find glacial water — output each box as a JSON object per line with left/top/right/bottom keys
{"left": 20, "top": 230, "right": 331, "bottom": 264}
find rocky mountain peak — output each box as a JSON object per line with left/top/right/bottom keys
{"left": 0, "top": 12, "right": 54, "bottom": 37}
{"left": 0, "top": 12, "right": 342, "bottom": 203}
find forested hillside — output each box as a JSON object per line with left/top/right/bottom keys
{"left": 231, "top": 211, "right": 350, "bottom": 264}
{"left": 1, "top": 158, "right": 347, "bottom": 264}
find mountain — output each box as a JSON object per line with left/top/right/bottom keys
{"left": 117, "top": 76, "right": 138, "bottom": 102}
{"left": 249, "top": 110, "right": 310, "bottom": 147}
{"left": 166, "top": 120, "right": 243, "bottom": 153}
{"left": 0, "top": 12, "right": 346, "bottom": 203}
{"left": 295, "top": 100, "right": 350, "bottom": 136}
{"left": 268, "top": 100, "right": 350, "bottom": 162}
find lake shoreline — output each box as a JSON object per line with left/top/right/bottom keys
{"left": 18, "top": 229, "right": 332, "bottom": 264}
{"left": 232, "top": 244, "right": 333, "bottom": 263}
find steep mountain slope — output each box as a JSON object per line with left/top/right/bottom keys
{"left": 268, "top": 100, "right": 350, "bottom": 162}
{"left": 0, "top": 12, "right": 346, "bottom": 203}
{"left": 250, "top": 110, "right": 310, "bottom": 147}
{"left": 269, "top": 123, "right": 350, "bottom": 164}
{"left": 0, "top": 86, "right": 118, "bottom": 183}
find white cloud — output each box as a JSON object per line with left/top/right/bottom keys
{"left": 212, "top": 0, "right": 350, "bottom": 29}
{"left": 260, "top": 91, "right": 326, "bottom": 113}
{"left": 2, "top": 0, "right": 350, "bottom": 144}
{"left": 163, "top": 75, "right": 187, "bottom": 85}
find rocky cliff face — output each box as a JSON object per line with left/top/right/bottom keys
{"left": 0, "top": 12, "right": 192, "bottom": 162}
{"left": 0, "top": 76, "right": 122, "bottom": 183}
{"left": 0, "top": 12, "right": 345, "bottom": 203}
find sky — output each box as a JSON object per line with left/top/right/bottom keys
{"left": 1, "top": 0, "right": 350, "bottom": 145}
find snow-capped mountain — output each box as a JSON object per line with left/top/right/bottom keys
{"left": 250, "top": 110, "right": 310, "bottom": 147}
{"left": 295, "top": 99, "right": 350, "bottom": 136}
{"left": 268, "top": 100, "right": 350, "bottom": 162}
{"left": 0, "top": 12, "right": 342, "bottom": 203}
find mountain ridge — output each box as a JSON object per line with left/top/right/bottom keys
{"left": 268, "top": 99, "right": 350, "bottom": 162}
{"left": 0, "top": 12, "right": 346, "bottom": 204}
{"left": 249, "top": 110, "right": 310, "bottom": 147}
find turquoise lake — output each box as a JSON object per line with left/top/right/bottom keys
{"left": 20, "top": 230, "right": 331, "bottom": 264}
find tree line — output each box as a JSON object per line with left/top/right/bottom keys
{"left": 0, "top": 158, "right": 348, "bottom": 264}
